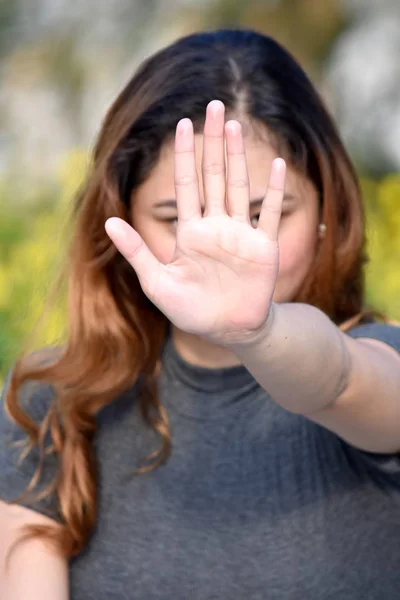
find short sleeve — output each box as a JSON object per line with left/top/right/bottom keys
{"left": 0, "top": 367, "right": 61, "bottom": 521}
{"left": 346, "top": 321, "right": 400, "bottom": 353}
{"left": 344, "top": 322, "right": 400, "bottom": 481}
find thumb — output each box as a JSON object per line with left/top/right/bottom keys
{"left": 105, "top": 217, "right": 161, "bottom": 298}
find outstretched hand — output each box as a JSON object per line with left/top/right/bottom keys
{"left": 105, "top": 100, "right": 286, "bottom": 346}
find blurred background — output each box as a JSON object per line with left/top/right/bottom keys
{"left": 1, "top": 0, "right": 400, "bottom": 380}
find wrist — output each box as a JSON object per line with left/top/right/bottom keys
{"left": 223, "top": 301, "right": 278, "bottom": 353}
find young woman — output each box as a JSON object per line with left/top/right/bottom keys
{"left": 1, "top": 29, "right": 400, "bottom": 600}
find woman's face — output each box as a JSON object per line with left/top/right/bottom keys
{"left": 131, "top": 126, "right": 320, "bottom": 303}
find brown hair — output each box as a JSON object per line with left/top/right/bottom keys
{"left": 5, "top": 29, "right": 371, "bottom": 558}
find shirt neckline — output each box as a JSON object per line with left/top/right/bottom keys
{"left": 159, "top": 335, "right": 263, "bottom": 420}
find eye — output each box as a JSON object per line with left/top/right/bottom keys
{"left": 250, "top": 211, "right": 290, "bottom": 228}
{"left": 160, "top": 217, "right": 178, "bottom": 227}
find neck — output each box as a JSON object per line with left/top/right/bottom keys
{"left": 171, "top": 326, "right": 242, "bottom": 369}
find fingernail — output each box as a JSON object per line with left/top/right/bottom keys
{"left": 273, "top": 158, "right": 286, "bottom": 172}
{"left": 269, "top": 159, "right": 286, "bottom": 188}
{"left": 177, "top": 118, "right": 191, "bottom": 135}
{"left": 208, "top": 99, "right": 224, "bottom": 118}
{"left": 225, "top": 120, "right": 241, "bottom": 136}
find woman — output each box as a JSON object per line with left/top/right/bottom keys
{"left": 1, "top": 28, "right": 400, "bottom": 600}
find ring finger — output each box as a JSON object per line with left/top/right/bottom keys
{"left": 225, "top": 120, "right": 250, "bottom": 222}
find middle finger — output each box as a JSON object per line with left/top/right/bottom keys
{"left": 202, "top": 100, "right": 226, "bottom": 217}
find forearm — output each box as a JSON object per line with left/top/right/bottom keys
{"left": 229, "top": 302, "right": 351, "bottom": 415}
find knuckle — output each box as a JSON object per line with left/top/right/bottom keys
{"left": 203, "top": 162, "right": 225, "bottom": 176}
{"left": 229, "top": 177, "right": 248, "bottom": 189}
{"left": 174, "top": 174, "right": 196, "bottom": 187}
{"left": 263, "top": 203, "right": 281, "bottom": 215}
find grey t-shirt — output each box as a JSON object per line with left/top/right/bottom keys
{"left": 1, "top": 322, "right": 400, "bottom": 599}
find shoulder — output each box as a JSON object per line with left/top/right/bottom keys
{"left": 0, "top": 348, "right": 64, "bottom": 454}
{"left": 345, "top": 321, "right": 400, "bottom": 354}
{"left": 0, "top": 349, "right": 62, "bottom": 519}
{"left": 0, "top": 347, "right": 61, "bottom": 441}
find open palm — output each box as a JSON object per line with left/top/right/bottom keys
{"left": 105, "top": 100, "right": 286, "bottom": 345}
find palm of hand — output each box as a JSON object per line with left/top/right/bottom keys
{"left": 105, "top": 100, "right": 286, "bottom": 345}
{"left": 160, "top": 216, "right": 279, "bottom": 339}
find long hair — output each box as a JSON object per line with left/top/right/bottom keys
{"left": 5, "top": 29, "right": 367, "bottom": 557}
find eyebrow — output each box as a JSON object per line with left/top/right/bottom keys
{"left": 153, "top": 194, "right": 298, "bottom": 209}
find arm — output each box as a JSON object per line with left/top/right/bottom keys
{"left": 0, "top": 501, "right": 68, "bottom": 600}
{"left": 104, "top": 104, "right": 400, "bottom": 454}
{"left": 229, "top": 302, "right": 400, "bottom": 454}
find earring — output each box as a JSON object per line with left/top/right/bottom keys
{"left": 318, "top": 223, "right": 327, "bottom": 238}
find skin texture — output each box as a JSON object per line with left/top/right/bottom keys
{"left": 2, "top": 101, "right": 399, "bottom": 600}
{"left": 0, "top": 502, "right": 68, "bottom": 600}
{"left": 130, "top": 110, "right": 319, "bottom": 367}
{"left": 107, "top": 100, "right": 400, "bottom": 453}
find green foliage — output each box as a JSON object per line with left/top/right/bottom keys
{"left": 0, "top": 149, "right": 88, "bottom": 380}
{"left": 362, "top": 175, "right": 400, "bottom": 320}
{"left": 0, "top": 150, "right": 399, "bottom": 384}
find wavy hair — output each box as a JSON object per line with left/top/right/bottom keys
{"left": 5, "top": 29, "right": 369, "bottom": 557}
